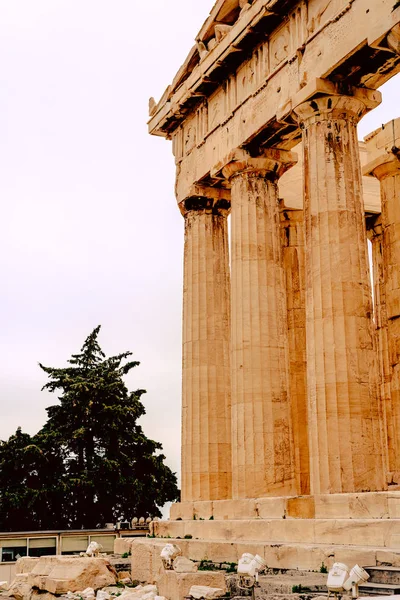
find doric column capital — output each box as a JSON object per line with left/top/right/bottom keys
{"left": 179, "top": 184, "right": 231, "bottom": 217}
{"left": 289, "top": 80, "right": 381, "bottom": 128}
{"left": 294, "top": 95, "right": 369, "bottom": 127}
{"left": 363, "top": 118, "right": 400, "bottom": 181}
{"left": 364, "top": 153, "right": 400, "bottom": 181}
{"left": 212, "top": 148, "right": 297, "bottom": 183}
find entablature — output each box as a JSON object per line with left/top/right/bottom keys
{"left": 150, "top": 0, "right": 399, "bottom": 208}
{"left": 149, "top": 0, "right": 400, "bottom": 142}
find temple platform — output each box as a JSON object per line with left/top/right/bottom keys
{"left": 131, "top": 492, "right": 400, "bottom": 581}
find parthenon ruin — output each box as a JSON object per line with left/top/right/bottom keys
{"left": 145, "top": 0, "right": 400, "bottom": 571}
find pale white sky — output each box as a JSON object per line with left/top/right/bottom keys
{"left": 0, "top": 0, "right": 399, "bottom": 488}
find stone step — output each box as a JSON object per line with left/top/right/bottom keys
{"left": 171, "top": 492, "right": 400, "bottom": 522}
{"left": 130, "top": 537, "right": 400, "bottom": 580}
{"left": 360, "top": 582, "right": 400, "bottom": 596}
{"left": 154, "top": 517, "right": 400, "bottom": 549}
{"left": 365, "top": 566, "right": 400, "bottom": 585}
{"left": 257, "top": 574, "right": 327, "bottom": 594}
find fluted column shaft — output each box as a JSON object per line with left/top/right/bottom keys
{"left": 366, "top": 143, "right": 400, "bottom": 481}
{"left": 181, "top": 197, "right": 232, "bottom": 502}
{"left": 223, "top": 149, "right": 297, "bottom": 499}
{"left": 280, "top": 207, "right": 310, "bottom": 495}
{"left": 367, "top": 219, "right": 391, "bottom": 481}
{"left": 294, "top": 96, "right": 385, "bottom": 495}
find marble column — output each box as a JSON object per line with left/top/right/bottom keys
{"left": 280, "top": 206, "right": 310, "bottom": 496}
{"left": 364, "top": 127, "right": 400, "bottom": 483}
{"left": 367, "top": 217, "right": 391, "bottom": 482}
{"left": 294, "top": 96, "right": 385, "bottom": 495}
{"left": 181, "top": 193, "right": 232, "bottom": 502}
{"left": 222, "top": 149, "right": 297, "bottom": 499}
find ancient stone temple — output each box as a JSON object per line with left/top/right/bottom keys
{"left": 144, "top": 0, "right": 400, "bottom": 571}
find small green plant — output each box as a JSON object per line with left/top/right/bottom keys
{"left": 198, "top": 559, "right": 211, "bottom": 571}
{"left": 184, "top": 534, "right": 193, "bottom": 539}
{"left": 209, "top": 515, "right": 214, "bottom": 520}
{"left": 198, "top": 559, "right": 220, "bottom": 571}
{"left": 292, "top": 584, "right": 303, "bottom": 594}
{"left": 320, "top": 562, "right": 328, "bottom": 574}
{"left": 121, "top": 552, "right": 130, "bottom": 558}
{"left": 226, "top": 562, "right": 237, "bottom": 573}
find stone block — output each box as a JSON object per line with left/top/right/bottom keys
{"left": 314, "top": 492, "right": 391, "bottom": 519}
{"left": 118, "top": 584, "right": 157, "bottom": 600}
{"left": 388, "top": 493, "right": 400, "bottom": 518}
{"left": 117, "top": 571, "right": 132, "bottom": 585}
{"left": 27, "top": 557, "right": 116, "bottom": 595}
{"left": 114, "top": 539, "right": 134, "bottom": 555}
{"left": 287, "top": 497, "right": 315, "bottom": 519}
{"left": 256, "top": 497, "right": 287, "bottom": 519}
{"left": 169, "top": 502, "right": 194, "bottom": 521}
{"left": 15, "top": 559, "right": 39, "bottom": 575}
{"left": 212, "top": 499, "right": 256, "bottom": 520}
{"left": 314, "top": 494, "right": 351, "bottom": 519}
{"left": 131, "top": 540, "right": 166, "bottom": 584}
{"left": 268, "top": 518, "right": 312, "bottom": 544}
{"left": 188, "top": 541, "right": 237, "bottom": 564}
{"left": 156, "top": 571, "right": 226, "bottom": 600}
{"left": 263, "top": 545, "right": 304, "bottom": 570}
{"left": 376, "top": 549, "right": 400, "bottom": 566}
{"left": 314, "top": 519, "right": 386, "bottom": 547}
{"left": 348, "top": 493, "right": 389, "bottom": 518}
{"left": 193, "top": 501, "right": 213, "bottom": 520}
{"left": 208, "top": 543, "right": 238, "bottom": 563}
{"left": 173, "top": 556, "right": 197, "bottom": 573}
{"left": 154, "top": 520, "right": 185, "bottom": 539}
{"left": 334, "top": 547, "right": 376, "bottom": 567}
{"left": 31, "top": 591, "right": 56, "bottom": 600}
{"left": 211, "top": 501, "right": 231, "bottom": 520}
{"left": 189, "top": 585, "right": 225, "bottom": 599}
{"left": 232, "top": 499, "right": 257, "bottom": 519}
{"left": 184, "top": 542, "right": 212, "bottom": 562}
{"left": 7, "top": 574, "right": 31, "bottom": 600}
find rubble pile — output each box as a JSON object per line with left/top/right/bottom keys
{"left": 1, "top": 543, "right": 229, "bottom": 600}
{"left": 0, "top": 557, "right": 168, "bottom": 600}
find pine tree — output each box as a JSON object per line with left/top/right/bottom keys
{"left": 38, "top": 326, "right": 179, "bottom": 528}
{"left": 0, "top": 327, "right": 179, "bottom": 531}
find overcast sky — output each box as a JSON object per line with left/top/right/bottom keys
{"left": 0, "top": 1, "right": 399, "bottom": 488}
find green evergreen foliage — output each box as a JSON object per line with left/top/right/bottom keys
{"left": 0, "top": 428, "right": 65, "bottom": 530}
{"left": 0, "top": 326, "right": 179, "bottom": 531}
